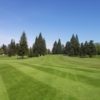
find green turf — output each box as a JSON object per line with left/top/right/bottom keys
{"left": 0, "top": 55, "right": 100, "bottom": 100}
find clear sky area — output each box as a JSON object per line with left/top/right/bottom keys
{"left": 0, "top": 0, "right": 100, "bottom": 49}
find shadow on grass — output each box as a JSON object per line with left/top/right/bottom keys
{"left": 42, "top": 63, "right": 100, "bottom": 73}
{"left": 20, "top": 62, "right": 100, "bottom": 88}
{"left": 0, "top": 64, "right": 77, "bottom": 100}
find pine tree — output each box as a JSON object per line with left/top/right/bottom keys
{"left": 57, "top": 39, "right": 62, "bottom": 54}
{"left": 64, "top": 41, "right": 72, "bottom": 55}
{"left": 88, "top": 40, "right": 96, "bottom": 57}
{"left": 33, "top": 33, "right": 46, "bottom": 56}
{"left": 84, "top": 41, "right": 89, "bottom": 56}
{"left": 38, "top": 33, "right": 46, "bottom": 56}
{"left": 1, "top": 44, "right": 7, "bottom": 55}
{"left": 37, "top": 33, "right": 46, "bottom": 56}
{"left": 95, "top": 43, "right": 100, "bottom": 55}
{"left": 80, "top": 43, "right": 85, "bottom": 57}
{"left": 42, "top": 38, "right": 46, "bottom": 55}
{"left": 0, "top": 48, "right": 4, "bottom": 55}
{"left": 70, "top": 34, "right": 80, "bottom": 56}
{"left": 37, "top": 33, "right": 43, "bottom": 56}
{"left": 8, "top": 39, "right": 16, "bottom": 57}
{"left": 75, "top": 34, "right": 80, "bottom": 55}
{"left": 8, "top": 44, "right": 12, "bottom": 57}
{"left": 33, "top": 37, "right": 39, "bottom": 57}
{"left": 18, "top": 32, "right": 28, "bottom": 58}
{"left": 52, "top": 41, "right": 58, "bottom": 54}
{"left": 82, "top": 40, "right": 96, "bottom": 57}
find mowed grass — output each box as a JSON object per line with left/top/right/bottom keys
{"left": 0, "top": 55, "right": 100, "bottom": 100}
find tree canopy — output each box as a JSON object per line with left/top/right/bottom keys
{"left": 0, "top": 33, "right": 98, "bottom": 58}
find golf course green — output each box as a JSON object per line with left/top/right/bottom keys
{"left": 0, "top": 55, "right": 100, "bottom": 100}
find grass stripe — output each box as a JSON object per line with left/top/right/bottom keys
{"left": 10, "top": 63, "right": 100, "bottom": 100}
{"left": 0, "top": 64, "right": 75, "bottom": 100}
{"left": 20, "top": 62, "right": 100, "bottom": 77}
{"left": 0, "top": 55, "right": 100, "bottom": 100}
{"left": 0, "top": 76, "right": 9, "bottom": 100}
{"left": 43, "top": 63, "right": 100, "bottom": 73}
{"left": 18, "top": 62, "right": 100, "bottom": 87}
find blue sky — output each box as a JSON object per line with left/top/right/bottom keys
{"left": 0, "top": 0, "right": 100, "bottom": 49}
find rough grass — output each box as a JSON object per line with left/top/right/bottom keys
{"left": 0, "top": 55, "right": 100, "bottom": 100}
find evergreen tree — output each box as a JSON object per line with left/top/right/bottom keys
{"left": 64, "top": 41, "right": 72, "bottom": 56}
{"left": 84, "top": 41, "right": 89, "bottom": 56}
{"left": 64, "top": 41, "right": 69, "bottom": 55}
{"left": 18, "top": 32, "right": 28, "bottom": 58}
{"left": 57, "top": 39, "right": 62, "bottom": 54}
{"left": 80, "top": 43, "right": 85, "bottom": 57}
{"left": 70, "top": 34, "right": 80, "bottom": 56}
{"left": 52, "top": 41, "right": 58, "bottom": 54}
{"left": 8, "top": 44, "right": 12, "bottom": 57}
{"left": 43, "top": 38, "right": 46, "bottom": 55}
{"left": 33, "top": 33, "right": 46, "bottom": 56}
{"left": 0, "top": 48, "right": 4, "bottom": 55}
{"left": 38, "top": 33, "right": 46, "bottom": 56}
{"left": 70, "top": 34, "right": 76, "bottom": 55}
{"left": 8, "top": 39, "right": 16, "bottom": 56}
{"left": 1, "top": 44, "right": 7, "bottom": 55}
{"left": 75, "top": 34, "right": 80, "bottom": 55}
{"left": 37, "top": 33, "right": 43, "bottom": 56}
{"left": 16, "top": 43, "right": 20, "bottom": 55}
{"left": 95, "top": 43, "right": 100, "bottom": 55}
{"left": 52, "top": 39, "right": 63, "bottom": 54}
{"left": 88, "top": 40, "right": 96, "bottom": 57}
{"left": 82, "top": 40, "right": 96, "bottom": 57}
{"left": 33, "top": 37, "right": 39, "bottom": 57}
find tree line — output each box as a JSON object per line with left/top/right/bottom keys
{"left": 0, "top": 32, "right": 100, "bottom": 58}
{"left": 52, "top": 34, "right": 97, "bottom": 57}
{"left": 0, "top": 32, "right": 46, "bottom": 58}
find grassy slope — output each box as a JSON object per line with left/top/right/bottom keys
{"left": 0, "top": 55, "right": 100, "bottom": 100}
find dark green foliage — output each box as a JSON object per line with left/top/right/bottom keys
{"left": 38, "top": 33, "right": 46, "bottom": 56}
{"left": 33, "top": 33, "right": 46, "bottom": 56}
{"left": 18, "top": 32, "right": 28, "bottom": 58}
{"left": 79, "top": 41, "right": 96, "bottom": 57}
{"left": 15, "top": 43, "right": 20, "bottom": 59}
{"left": 64, "top": 41, "right": 72, "bottom": 56}
{"left": 0, "top": 32, "right": 98, "bottom": 58}
{"left": 16, "top": 43, "right": 20, "bottom": 55}
{"left": 0, "top": 48, "right": 4, "bottom": 55}
{"left": 75, "top": 34, "right": 80, "bottom": 54}
{"left": 95, "top": 43, "right": 100, "bottom": 55}
{"left": 70, "top": 34, "right": 80, "bottom": 56}
{"left": 33, "top": 37, "right": 39, "bottom": 57}
{"left": 1, "top": 44, "right": 8, "bottom": 55}
{"left": 84, "top": 41, "right": 89, "bottom": 55}
{"left": 8, "top": 44, "right": 12, "bottom": 57}
{"left": 57, "top": 39, "right": 62, "bottom": 54}
{"left": 80, "top": 43, "right": 85, "bottom": 57}
{"left": 8, "top": 39, "right": 16, "bottom": 57}
{"left": 52, "top": 41, "right": 58, "bottom": 54}
{"left": 52, "top": 39, "right": 63, "bottom": 54}
{"left": 88, "top": 40, "right": 96, "bottom": 57}
{"left": 64, "top": 34, "right": 96, "bottom": 58}
{"left": 64, "top": 34, "right": 80, "bottom": 56}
